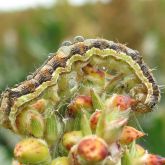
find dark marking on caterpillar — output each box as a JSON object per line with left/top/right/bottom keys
{"left": 0, "top": 36, "right": 161, "bottom": 128}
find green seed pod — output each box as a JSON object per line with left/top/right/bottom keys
{"left": 102, "top": 117, "right": 128, "bottom": 145}
{"left": 16, "top": 109, "right": 44, "bottom": 138}
{"left": 51, "top": 157, "right": 69, "bottom": 165}
{"left": 121, "top": 149, "right": 132, "bottom": 165}
{"left": 90, "top": 89, "right": 104, "bottom": 110}
{"left": 14, "top": 138, "right": 51, "bottom": 164}
{"left": 62, "top": 131, "right": 83, "bottom": 151}
{"left": 96, "top": 95, "right": 129, "bottom": 144}
{"left": 44, "top": 114, "right": 58, "bottom": 145}
{"left": 80, "top": 111, "right": 92, "bottom": 136}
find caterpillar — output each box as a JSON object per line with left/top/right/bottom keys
{"left": 0, "top": 36, "right": 160, "bottom": 132}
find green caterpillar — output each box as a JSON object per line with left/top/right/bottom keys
{"left": 0, "top": 36, "right": 160, "bottom": 134}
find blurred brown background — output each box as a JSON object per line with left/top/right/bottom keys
{"left": 0, "top": 0, "right": 165, "bottom": 164}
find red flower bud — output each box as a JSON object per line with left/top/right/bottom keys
{"left": 31, "top": 99, "right": 47, "bottom": 113}
{"left": 120, "top": 126, "right": 145, "bottom": 144}
{"left": 77, "top": 136, "right": 108, "bottom": 162}
{"left": 68, "top": 95, "right": 93, "bottom": 116}
{"left": 90, "top": 110, "right": 101, "bottom": 131}
{"left": 141, "top": 154, "right": 165, "bottom": 165}
{"left": 83, "top": 65, "right": 105, "bottom": 79}
{"left": 114, "top": 95, "right": 136, "bottom": 110}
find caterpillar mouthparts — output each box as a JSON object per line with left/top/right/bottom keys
{"left": 0, "top": 36, "right": 161, "bottom": 130}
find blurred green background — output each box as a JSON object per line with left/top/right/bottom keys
{"left": 0, "top": 0, "right": 165, "bottom": 164}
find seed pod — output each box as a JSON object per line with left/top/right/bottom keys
{"left": 89, "top": 110, "right": 101, "bottom": 131}
{"left": 16, "top": 109, "right": 44, "bottom": 138}
{"left": 106, "top": 94, "right": 135, "bottom": 111}
{"left": 14, "top": 138, "right": 51, "bottom": 164}
{"left": 44, "top": 113, "right": 59, "bottom": 145}
{"left": 103, "top": 118, "right": 128, "bottom": 145}
{"left": 68, "top": 95, "right": 93, "bottom": 117}
{"left": 83, "top": 64, "right": 105, "bottom": 87}
{"left": 77, "top": 136, "right": 108, "bottom": 163}
{"left": 62, "top": 131, "right": 82, "bottom": 151}
{"left": 96, "top": 97, "right": 129, "bottom": 144}
{"left": 137, "top": 154, "right": 165, "bottom": 165}
{"left": 121, "top": 149, "right": 132, "bottom": 165}
{"left": 31, "top": 99, "right": 47, "bottom": 113}
{"left": 119, "top": 126, "right": 145, "bottom": 144}
{"left": 68, "top": 145, "right": 81, "bottom": 165}
{"left": 81, "top": 111, "right": 92, "bottom": 136}
{"left": 51, "top": 157, "right": 69, "bottom": 165}
{"left": 114, "top": 95, "right": 136, "bottom": 110}
{"left": 90, "top": 89, "right": 104, "bottom": 110}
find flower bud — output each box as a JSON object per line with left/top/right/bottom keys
{"left": 90, "top": 110, "right": 101, "bottom": 131}
{"left": 106, "top": 95, "right": 135, "bottom": 111}
{"left": 68, "top": 145, "right": 80, "bottom": 165}
{"left": 68, "top": 95, "right": 93, "bottom": 117}
{"left": 62, "top": 131, "right": 82, "bottom": 151}
{"left": 81, "top": 111, "right": 92, "bottom": 136}
{"left": 121, "top": 149, "right": 132, "bottom": 165}
{"left": 31, "top": 99, "right": 47, "bottom": 113}
{"left": 114, "top": 95, "right": 136, "bottom": 110}
{"left": 96, "top": 103, "right": 128, "bottom": 144}
{"left": 103, "top": 118, "right": 128, "bottom": 144}
{"left": 51, "top": 157, "right": 69, "bottom": 165}
{"left": 14, "top": 138, "right": 51, "bottom": 164}
{"left": 119, "top": 126, "right": 145, "bottom": 144}
{"left": 77, "top": 136, "right": 108, "bottom": 162}
{"left": 44, "top": 114, "right": 59, "bottom": 145}
{"left": 138, "top": 154, "right": 165, "bottom": 165}
{"left": 90, "top": 89, "right": 104, "bottom": 110}
{"left": 83, "top": 65, "right": 105, "bottom": 86}
{"left": 16, "top": 109, "right": 44, "bottom": 138}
